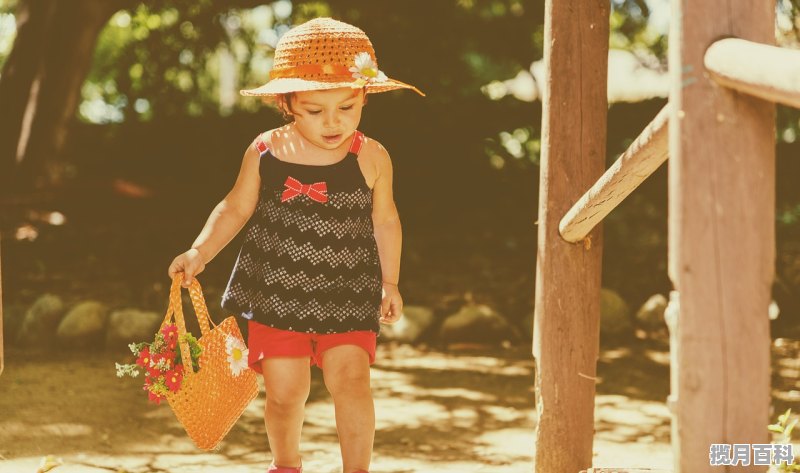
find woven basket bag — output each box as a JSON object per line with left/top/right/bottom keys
{"left": 161, "top": 275, "right": 258, "bottom": 450}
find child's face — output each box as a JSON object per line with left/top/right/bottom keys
{"left": 288, "top": 88, "right": 365, "bottom": 150}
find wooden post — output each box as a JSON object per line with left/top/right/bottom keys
{"left": 668, "top": 0, "right": 774, "bottom": 471}
{"left": 533, "top": 0, "right": 608, "bottom": 471}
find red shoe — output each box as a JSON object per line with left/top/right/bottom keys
{"left": 267, "top": 464, "right": 302, "bottom": 473}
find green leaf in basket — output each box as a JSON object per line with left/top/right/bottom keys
{"left": 770, "top": 424, "right": 787, "bottom": 434}
{"left": 175, "top": 332, "right": 203, "bottom": 372}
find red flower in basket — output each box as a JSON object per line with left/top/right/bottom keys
{"left": 165, "top": 364, "right": 184, "bottom": 393}
{"left": 162, "top": 324, "right": 179, "bottom": 351}
{"left": 143, "top": 377, "right": 166, "bottom": 405}
{"left": 148, "top": 389, "right": 166, "bottom": 405}
{"left": 135, "top": 346, "right": 152, "bottom": 370}
{"left": 152, "top": 350, "right": 176, "bottom": 368}
{"left": 148, "top": 351, "right": 172, "bottom": 377}
{"left": 116, "top": 322, "right": 202, "bottom": 405}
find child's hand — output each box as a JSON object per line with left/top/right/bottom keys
{"left": 168, "top": 249, "right": 206, "bottom": 287}
{"left": 379, "top": 283, "right": 403, "bottom": 324}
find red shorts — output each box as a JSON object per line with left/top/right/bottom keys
{"left": 246, "top": 320, "right": 377, "bottom": 373}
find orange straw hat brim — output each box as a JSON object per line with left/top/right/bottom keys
{"left": 239, "top": 17, "right": 425, "bottom": 98}
{"left": 240, "top": 77, "right": 424, "bottom": 97}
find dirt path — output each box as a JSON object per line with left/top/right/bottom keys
{"left": 5, "top": 338, "right": 791, "bottom": 473}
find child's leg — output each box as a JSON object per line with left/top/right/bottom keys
{"left": 261, "top": 357, "right": 312, "bottom": 468}
{"left": 320, "top": 345, "right": 374, "bottom": 473}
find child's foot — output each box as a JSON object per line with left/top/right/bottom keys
{"left": 266, "top": 464, "right": 302, "bottom": 473}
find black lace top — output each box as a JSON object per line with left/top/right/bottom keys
{"left": 221, "top": 131, "right": 383, "bottom": 334}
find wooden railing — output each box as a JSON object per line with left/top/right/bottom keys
{"left": 559, "top": 105, "right": 669, "bottom": 243}
{"left": 705, "top": 38, "right": 800, "bottom": 109}
{"left": 560, "top": 37, "right": 800, "bottom": 246}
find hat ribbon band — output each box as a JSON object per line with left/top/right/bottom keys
{"left": 270, "top": 64, "right": 353, "bottom": 80}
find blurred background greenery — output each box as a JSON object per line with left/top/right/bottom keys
{"left": 1, "top": 0, "right": 799, "bottom": 342}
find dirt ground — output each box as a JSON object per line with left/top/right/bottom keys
{"left": 1, "top": 339, "right": 798, "bottom": 473}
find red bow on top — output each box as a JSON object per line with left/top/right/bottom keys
{"left": 281, "top": 176, "right": 328, "bottom": 203}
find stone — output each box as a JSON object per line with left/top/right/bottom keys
{"left": 635, "top": 294, "right": 668, "bottom": 330}
{"left": 57, "top": 301, "right": 110, "bottom": 349}
{"left": 769, "top": 300, "right": 780, "bottom": 320}
{"left": 601, "top": 288, "right": 632, "bottom": 337}
{"left": 439, "top": 304, "right": 518, "bottom": 344}
{"left": 16, "top": 294, "right": 66, "bottom": 346}
{"left": 105, "top": 309, "right": 163, "bottom": 350}
{"left": 2, "top": 303, "right": 28, "bottom": 346}
{"left": 380, "top": 306, "right": 435, "bottom": 343}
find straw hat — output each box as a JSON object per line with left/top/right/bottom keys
{"left": 240, "top": 18, "right": 424, "bottom": 97}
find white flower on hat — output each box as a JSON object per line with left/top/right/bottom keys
{"left": 225, "top": 334, "right": 249, "bottom": 377}
{"left": 350, "top": 52, "right": 388, "bottom": 85}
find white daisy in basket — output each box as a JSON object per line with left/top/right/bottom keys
{"left": 350, "top": 52, "right": 388, "bottom": 85}
{"left": 225, "top": 334, "right": 249, "bottom": 377}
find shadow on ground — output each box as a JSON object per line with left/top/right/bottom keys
{"left": 1, "top": 339, "right": 798, "bottom": 472}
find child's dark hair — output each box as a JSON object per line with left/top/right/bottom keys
{"left": 270, "top": 89, "right": 368, "bottom": 122}
{"left": 270, "top": 93, "right": 296, "bottom": 121}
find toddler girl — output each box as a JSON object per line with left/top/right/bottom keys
{"left": 168, "top": 17, "right": 423, "bottom": 473}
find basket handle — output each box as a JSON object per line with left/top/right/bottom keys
{"left": 161, "top": 274, "right": 218, "bottom": 376}
{"left": 162, "top": 274, "right": 217, "bottom": 334}
{"left": 186, "top": 275, "right": 216, "bottom": 335}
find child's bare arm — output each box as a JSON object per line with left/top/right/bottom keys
{"left": 168, "top": 140, "right": 262, "bottom": 285}
{"left": 370, "top": 141, "right": 403, "bottom": 323}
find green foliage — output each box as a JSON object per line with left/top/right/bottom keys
{"left": 86, "top": 2, "right": 234, "bottom": 121}
{"left": 175, "top": 332, "right": 203, "bottom": 372}
{"left": 0, "top": 0, "right": 16, "bottom": 15}
{"left": 293, "top": 2, "right": 332, "bottom": 22}
{"left": 779, "top": 204, "right": 800, "bottom": 226}
{"left": 610, "top": 0, "right": 666, "bottom": 59}
{"left": 770, "top": 408, "right": 800, "bottom": 471}
{"left": 84, "top": 0, "right": 294, "bottom": 121}
{"left": 779, "top": 0, "right": 800, "bottom": 44}
{"left": 0, "top": 10, "right": 16, "bottom": 71}
{"left": 76, "top": 0, "right": 800, "bottom": 265}
{"left": 79, "top": 0, "right": 546, "bottom": 122}
{"left": 2, "top": 0, "right": 799, "bottom": 311}
{"left": 777, "top": 1, "right": 800, "bottom": 146}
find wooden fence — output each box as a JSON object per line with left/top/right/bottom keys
{"left": 534, "top": 0, "right": 795, "bottom": 471}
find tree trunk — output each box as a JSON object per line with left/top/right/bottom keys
{"left": 0, "top": 0, "right": 57, "bottom": 193}
{"left": 0, "top": 0, "right": 298, "bottom": 198}
{"left": 0, "top": 0, "right": 120, "bottom": 196}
